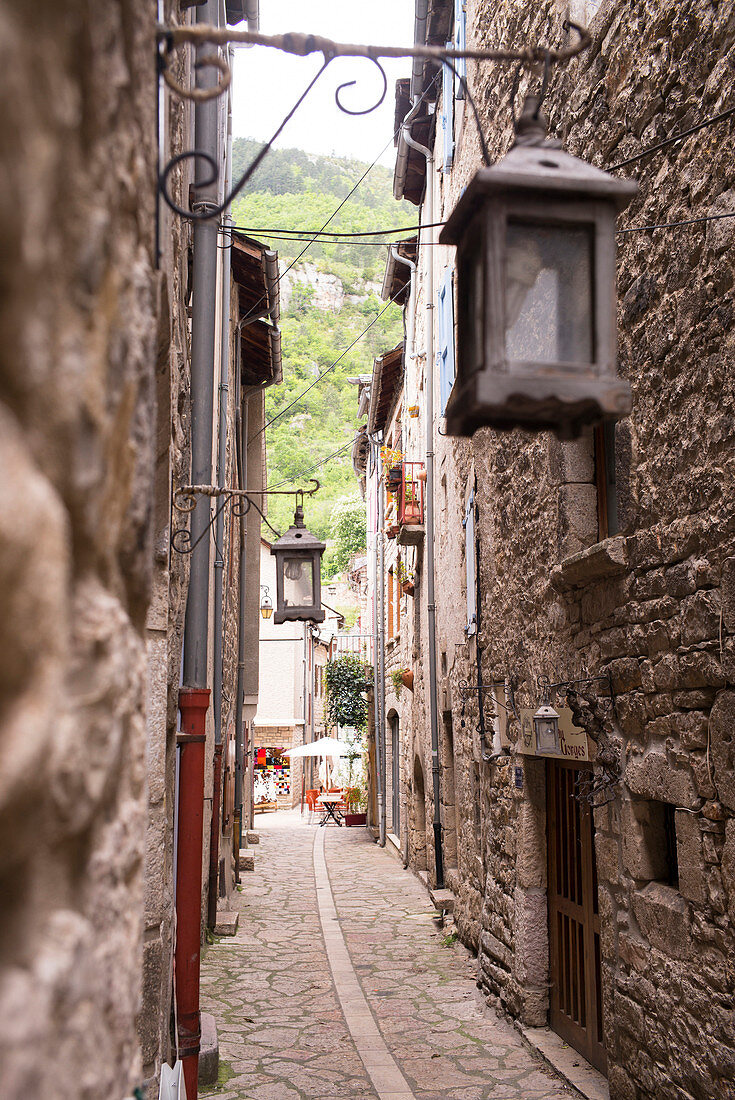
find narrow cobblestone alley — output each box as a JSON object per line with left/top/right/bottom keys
{"left": 200, "top": 815, "right": 576, "bottom": 1100}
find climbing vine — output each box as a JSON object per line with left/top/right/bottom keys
{"left": 324, "top": 653, "right": 369, "bottom": 732}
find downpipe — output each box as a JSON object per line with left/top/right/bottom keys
{"left": 207, "top": 44, "right": 233, "bottom": 930}
{"left": 176, "top": 688, "right": 210, "bottom": 1100}
{"left": 377, "top": 446, "right": 387, "bottom": 847}
{"left": 177, "top": 2, "right": 219, "bottom": 1095}
{"left": 403, "top": 116, "right": 443, "bottom": 888}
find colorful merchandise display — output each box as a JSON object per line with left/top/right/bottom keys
{"left": 253, "top": 746, "right": 291, "bottom": 805}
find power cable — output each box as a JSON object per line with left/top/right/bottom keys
{"left": 232, "top": 73, "right": 440, "bottom": 325}
{"left": 267, "top": 434, "right": 361, "bottom": 489}
{"left": 253, "top": 280, "right": 408, "bottom": 441}
{"left": 608, "top": 103, "right": 735, "bottom": 172}
{"left": 239, "top": 210, "right": 735, "bottom": 244}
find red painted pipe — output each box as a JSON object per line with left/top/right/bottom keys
{"left": 176, "top": 687, "right": 210, "bottom": 1100}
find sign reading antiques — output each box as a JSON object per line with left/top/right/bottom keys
{"left": 516, "top": 707, "right": 590, "bottom": 761}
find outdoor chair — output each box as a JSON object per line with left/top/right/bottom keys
{"left": 304, "top": 788, "right": 320, "bottom": 823}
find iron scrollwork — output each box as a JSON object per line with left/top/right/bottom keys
{"left": 156, "top": 22, "right": 591, "bottom": 222}
{"left": 171, "top": 479, "right": 319, "bottom": 556}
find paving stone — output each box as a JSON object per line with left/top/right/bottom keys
{"left": 200, "top": 810, "right": 571, "bottom": 1099}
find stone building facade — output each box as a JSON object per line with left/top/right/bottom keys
{"left": 0, "top": 3, "right": 274, "bottom": 1098}
{"left": 358, "top": 1, "right": 735, "bottom": 1097}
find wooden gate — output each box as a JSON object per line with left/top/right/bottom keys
{"left": 547, "top": 760, "right": 606, "bottom": 1074}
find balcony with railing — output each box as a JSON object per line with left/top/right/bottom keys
{"left": 384, "top": 461, "right": 425, "bottom": 545}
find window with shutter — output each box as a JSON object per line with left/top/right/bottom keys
{"left": 437, "top": 269, "right": 456, "bottom": 415}
{"left": 442, "top": 48, "right": 454, "bottom": 171}
{"left": 453, "top": 0, "right": 466, "bottom": 99}
{"left": 463, "top": 490, "right": 477, "bottom": 635}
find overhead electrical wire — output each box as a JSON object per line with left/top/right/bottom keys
{"left": 267, "top": 434, "right": 361, "bottom": 489}
{"left": 231, "top": 210, "right": 735, "bottom": 246}
{"left": 231, "top": 101, "right": 735, "bottom": 247}
{"left": 608, "top": 102, "right": 735, "bottom": 171}
{"left": 232, "top": 73, "right": 440, "bottom": 325}
{"left": 253, "top": 280, "right": 409, "bottom": 441}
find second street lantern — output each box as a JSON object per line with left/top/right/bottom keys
{"left": 271, "top": 504, "right": 326, "bottom": 624}
{"left": 439, "top": 96, "right": 638, "bottom": 439}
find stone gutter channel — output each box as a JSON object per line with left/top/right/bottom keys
{"left": 313, "top": 826, "right": 417, "bottom": 1100}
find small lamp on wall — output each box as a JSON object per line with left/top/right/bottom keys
{"left": 533, "top": 700, "right": 560, "bottom": 754}
{"left": 260, "top": 585, "right": 274, "bottom": 620}
{"left": 270, "top": 503, "right": 326, "bottom": 624}
{"left": 439, "top": 96, "right": 638, "bottom": 439}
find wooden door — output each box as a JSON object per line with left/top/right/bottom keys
{"left": 391, "top": 715, "right": 400, "bottom": 834}
{"left": 547, "top": 760, "right": 606, "bottom": 1075}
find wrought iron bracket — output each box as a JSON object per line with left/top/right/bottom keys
{"left": 171, "top": 479, "right": 319, "bottom": 556}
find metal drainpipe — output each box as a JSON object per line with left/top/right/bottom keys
{"left": 177, "top": 4, "right": 220, "bottom": 1093}
{"left": 370, "top": 441, "right": 380, "bottom": 833}
{"left": 403, "top": 117, "right": 444, "bottom": 888}
{"left": 389, "top": 247, "right": 417, "bottom": 364}
{"left": 207, "top": 44, "right": 233, "bottom": 930}
{"left": 234, "top": 381, "right": 248, "bottom": 851}
{"left": 376, "top": 437, "right": 387, "bottom": 846}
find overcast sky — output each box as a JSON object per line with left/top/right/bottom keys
{"left": 232, "top": 0, "right": 415, "bottom": 166}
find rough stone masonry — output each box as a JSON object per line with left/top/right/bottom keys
{"left": 0, "top": 2, "right": 191, "bottom": 1097}
{"left": 395, "top": 1, "right": 735, "bottom": 1098}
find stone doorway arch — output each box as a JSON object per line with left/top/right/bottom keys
{"left": 412, "top": 754, "right": 427, "bottom": 871}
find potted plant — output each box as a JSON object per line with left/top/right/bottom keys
{"left": 391, "top": 668, "right": 414, "bottom": 695}
{"left": 343, "top": 783, "right": 367, "bottom": 826}
{"left": 397, "top": 559, "right": 415, "bottom": 596}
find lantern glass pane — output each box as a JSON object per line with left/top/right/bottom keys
{"left": 283, "top": 556, "right": 314, "bottom": 608}
{"left": 505, "top": 223, "right": 593, "bottom": 365}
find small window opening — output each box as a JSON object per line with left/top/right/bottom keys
{"left": 662, "top": 802, "right": 679, "bottom": 889}
{"left": 594, "top": 422, "right": 618, "bottom": 540}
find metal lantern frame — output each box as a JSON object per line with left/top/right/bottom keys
{"left": 260, "top": 585, "right": 274, "bottom": 620}
{"left": 439, "top": 99, "right": 638, "bottom": 439}
{"left": 533, "top": 701, "right": 561, "bottom": 754}
{"left": 270, "top": 502, "right": 326, "bottom": 625}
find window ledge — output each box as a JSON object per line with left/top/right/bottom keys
{"left": 551, "top": 535, "right": 628, "bottom": 592}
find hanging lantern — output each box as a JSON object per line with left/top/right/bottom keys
{"left": 270, "top": 504, "right": 325, "bottom": 624}
{"left": 533, "top": 701, "right": 560, "bottom": 754}
{"left": 260, "top": 585, "right": 274, "bottom": 620}
{"left": 439, "top": 96, "right": 638, "bottom": 439}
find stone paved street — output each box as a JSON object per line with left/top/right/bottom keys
{"left": 200, "top": 812, "right": 574, "bottom": 1100}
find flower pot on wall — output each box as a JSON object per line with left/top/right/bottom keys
{"left": 401, "top": 669, "right": 414, "bottom": 691}
{"left": 401, "top": 581, "right": 415, "bottom": 596}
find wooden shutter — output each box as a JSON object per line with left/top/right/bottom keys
{"left": 453, "top": 0, "right": 466, "bottom": 98}
{"left": 442, "top": 49, "right": 454, "bottom": 171}
{"left": 437, "top": 269, "right": 456, "bottom": 415}
{"left": 464, "top": 490, "right": 477, "bottom": 636}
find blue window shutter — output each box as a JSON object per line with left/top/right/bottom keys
{"left": 464, "top": 491, "right": 477, "bottom": 635}
{"left": 454, "top": 0, "right": 466, "bottom": 99}
{"left": 442, "top": 49, "right": 454, "bottom": 171}
{"left": 437, "top": 269, "right": 455, "bottom": 415}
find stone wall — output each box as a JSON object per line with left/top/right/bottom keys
{"left": 402, "top": 0, "right": 735, "bottom": 1096}
{"left": 0, "top": 2, "right": 187, "bottom": 1096}
{"left": 139, "top": 4, "right": 193, "bottom": 1089}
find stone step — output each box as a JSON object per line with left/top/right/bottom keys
{"left": 429, "top": 887, "right": 456, "bottom": 913}
{"left": 198, "top": 1011, "right": 219, "bottom": 1085}
{"left": 214, "top": 910, "right": 239, "bottom": 936}
{"left": 239, "top": 850, "right": 255, "bottom": 872}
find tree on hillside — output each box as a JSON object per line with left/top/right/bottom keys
{"left": 326, "top": 495, "right": 366, "bottom": 576}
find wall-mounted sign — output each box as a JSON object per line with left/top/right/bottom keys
{"left": 516, "top": 707, "right": 590, "bottom": 761}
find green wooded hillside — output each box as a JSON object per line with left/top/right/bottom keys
{"left": 232, "top": 138, "right": 410, "bottom": 549}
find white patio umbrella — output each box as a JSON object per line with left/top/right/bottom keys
{"left": 282, "top": 736, "right": 352, "bottom": 758}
